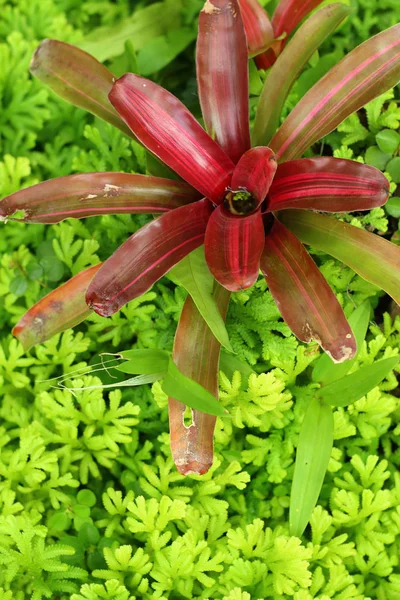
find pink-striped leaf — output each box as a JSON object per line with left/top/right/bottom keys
{"left": 169, "top": 283, "right": 230, "bottom": 475}
{"left": 252, "top": 3, "right": 350, "bottom": 146}
{"left": 13, "top": 264, "right": 102, "bottom": 351}
{"left": 231, "top": 147, "right": 277, "bottom": 207}
{"left": 261, "top": 219, "right": 356, "bottom": 362}
{"left": 205, "top": 205, "right": 264, "bottom": 291}
{"left": 270, "top": 23, "right": 400, "bottom": 162}
{"left": 267, "top": 157, "right": 389, "bottom": 213}
{"left": 30, "top": 39, "right": 132, "bottom": 137}
{"left": 0, "top": 173, "right": 200, "bottom": 224}
{"left": 279, "top": 209, "right": 400, "bottom": 305}
{"left": 239, "top": 0, "right": 274, "bottom": 56}
{"left": 109, "top": 74, "right": 234, "bottom": 204}
{"left": 86, "top": 199, "right": 212, "bottom": 317}
{"left": 197, "top": 0, "right": 250, "bottom": 164}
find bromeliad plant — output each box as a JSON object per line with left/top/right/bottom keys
{"left": 1, "top": 0, "right": 400, "bottom": 474}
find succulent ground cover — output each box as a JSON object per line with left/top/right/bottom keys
{"left": 0, "top": 0, "right": 400, "bottom": 598}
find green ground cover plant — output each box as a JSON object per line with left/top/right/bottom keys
{"left": 0, "top": 0, "right": 400, "bottom": 598}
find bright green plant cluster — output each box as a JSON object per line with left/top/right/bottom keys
{"left": 0, "top": 0, "right": 400, "bottom": 598}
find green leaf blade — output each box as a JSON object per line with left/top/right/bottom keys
{"left": 317, "top": 357, "right": 399, "bottom": 407}
{"left": 116, "top": 349, "right": 170, "bottom": 374}
{"left": 290, "top": 398, "right": 333, "bottom": 537}
{"left": 162, "top": 358, "right": 226, "bottom": 417}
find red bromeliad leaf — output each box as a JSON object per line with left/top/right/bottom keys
{"left": 169, "top": 283, "right": 230, "bottom": 475}
{"left": 267, "top": 157, "right": 389, "bottom": 213}
{"left": 30, "top": 40, "right": 132, "bottom": 137}
{"left": 271, "top": 0, "right": 325, "bottom": 53}
{"left": 205, "top": 205, "right": 264, "bottom": 291}
{"left": 270, "top": 23, "right": 400, "bottom": 162}
{"left": 0, "top": 173, "right": 200, "bottom": 224}
{"left": 231, "top": 147, "right": 277, "bottom": 206}
{"left": 279, "top": 209, "right": 400, "bottom": 305}
{"left": 86, "top": 199, "right": 212, "bottom": 317}
{"left": 197, "top": 0, "right": 250, "bottom": 163}
{"left": 252, "top": 3, "right": 350, "bottom": 146}
{"left": 239, "top": 0, "right": 274, "bottom": 57}
{"left": 109, "top": 74, "right": 234, "bottom": 204}
{"left": 13, "top": 264, "right": 102, "bottom": 351}
{"left": 261, "top": 219, "right": 356, "bottom": 362}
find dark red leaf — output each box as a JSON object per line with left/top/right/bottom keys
{"left": 231, "top": 147, "right": 277, "bottom": 206}
{"left": 261, "top": 220, "right": 356, "bottom": 362}
{"left": 169, "top": 284, "right": 230, "bottom": 475}
{"left": 109, "top": 73, "right": 234, "bottom": 204}
{"left": 197, "top": 0, "right": 250, "bottom": 163}
{"left": 267, "top": 158, "right": 389, "bottom": 213}
{"left": 86, "top": 199, "right": 213, "bottom": 317}
{"left": 279, "top": 209, "right": 400, "bottom": 306}
{"left": 13, "top": 264, "right": 102, "bottom": 351}
{"left": 205, "top": 205, "right": 264, "bottom": 291}
{"left": 0, "top": 173, "right": 200, "bottom": 223}
{"left": 30, "top": 39, "right": 132, "bottom": 137}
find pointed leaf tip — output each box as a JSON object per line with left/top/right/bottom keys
{"left": 13, "top": 264, "right": 102, "bottom": 351}
{"left": 86, "top": 199, "right": 212, "bottom": 317}
{"left": 30, "top": 39, "right": 132, "bottom": 137}
{"left": 261, "top": 219, "right": 356, "bottom": 362}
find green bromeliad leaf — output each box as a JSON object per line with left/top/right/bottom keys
{"left": 168, "top": 247, "right": 233, "bottom": 352}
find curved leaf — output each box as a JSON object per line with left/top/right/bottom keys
{"left": 231, "top": 147, "right": 277, "bottom": 205}
{"left": 197, "top": 0, "right": 250, "bottom": 163}
{"left": 261, "top": 219, "right": 356, "bottom": 362}
{"left": 279, "top": 209, "right": 400, "bottom": 305}
{"left": 13, "top": 264, "right": 102, "bottom": 351}
{"left": 252, "top": 3, "right": 350, "bottom": 146}
{"left": 30, "top": 39, "right": 132, "bottom": 137}
{"left": 267, "top": 157, "right": 389, "bottom": 213}
{"left": 0, "top": 173, "right": 199, "bottom": 223}
{"left": 205, "top": 205, "right": 265, "bottom": 291}
{"left": 116, "top": 349, "right": 170, "bottom": 374}
{"left": 270, "top": 23, "right": 400, "bottom": 162}
{"left": 239, "top": 0, "right": 274, "bottom": 56}
{"left": 109, "top": 73, "right": 234, "bottom": 203}
{"left": 86, "top": 199, "right": 212, "bottom": 317}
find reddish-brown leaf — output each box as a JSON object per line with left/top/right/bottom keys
{"left": 261, "top": 219, "right": 356, "bottom": 362}
{"left": 30, "top": 39, "right": 132, "bottom": 137}
{"left": 13, "top": 264, "right": 102, "bottom": 351}
{"left": 0, "top": 173, "right": 200, "bottom": 223}
{"left": 169, "top": 283, "right": 230, "bottom": 475}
